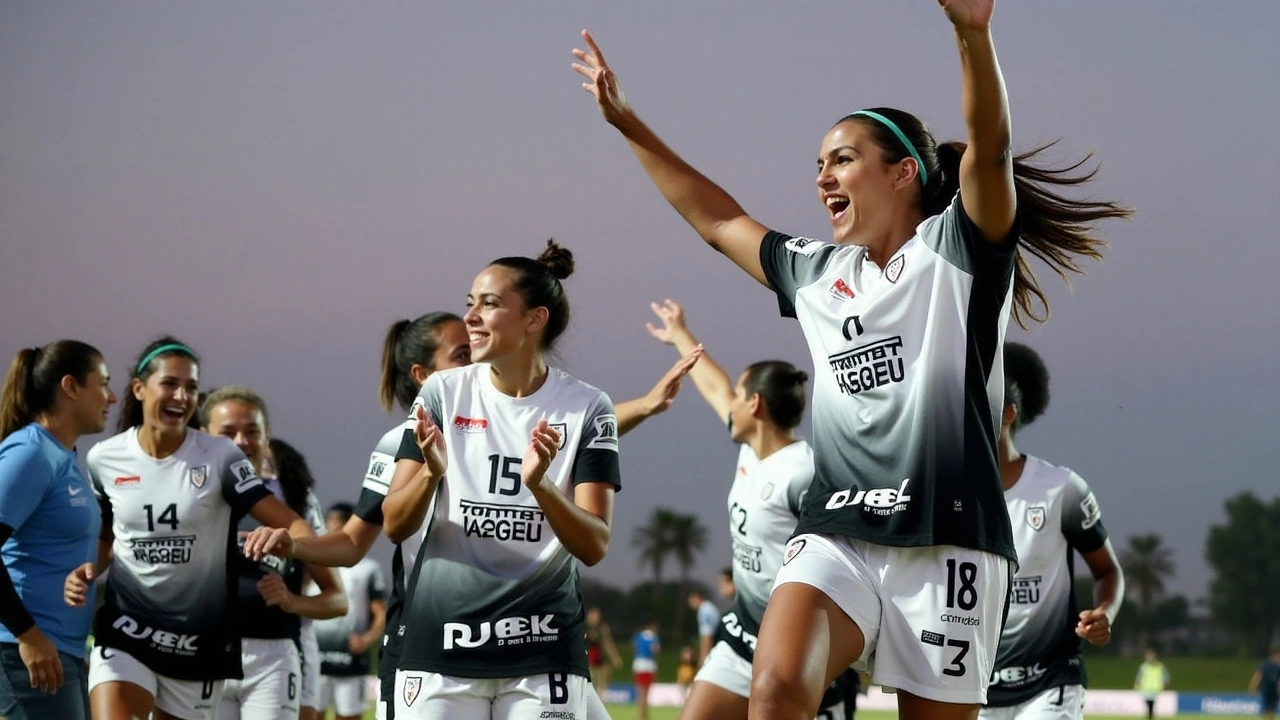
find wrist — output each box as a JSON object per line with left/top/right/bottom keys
{"left": 953, "top": 26, "right": 993, "bottom": 47}
{"left": 14, "top": 623, "right": 41, "bottom": 642}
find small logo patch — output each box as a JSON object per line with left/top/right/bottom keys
{"left": 885, "top": 255, "right": 905, "bottom": 283}
{"left": 114, "top": 475, "right": 141, "bottom": 487}
{"left": 403, "top": 676, "right": 422, "bottom": 706}
{"left": 828, "top": 278, "right": 856, "bottom": 301}
{"left": 453, "top": 416, "right": 488, "bottom": 433}
{"left": 549, "top": 422, "right": 568, "bottom": 450}
{"left": 760, "top": 482, "right": 775, "bottom": 500}
{"left": 782, "top": 538, "right": 806, "bottom": 565}
{"left": 189, "top": 465, "right": 208, "bottom": 489}
{"left": 921, "top": 630, "right": 945, "bottom": 647}
{"left": 784, "top": 237, "right": 822, "bottom": 256}
{"left": 1026, "top": 505, "right": 1046, "bottom": 531}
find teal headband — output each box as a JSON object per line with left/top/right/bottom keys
{"left": 848, "top": 110, "right": 928, "bottom": 187}
{"left": 136, "top": 343, "right": 195, "bottom": 374}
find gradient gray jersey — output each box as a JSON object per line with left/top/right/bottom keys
{"left": 720, "top": 441, "right": 812, "bottom": 661}
{"left": 86, "top": 429, "right": 270, "bottom": 680}
{"left": 394, "top": 364, "right": 621, "bottom": 679}
{"left": 987, "top": 455, "right": 1108, "bottom": 706}
{"left": 316, "top": 558, "right": 386, "bottom": 677}
{"left": 759, "top": 194, "right": 1017, "bottom": 561}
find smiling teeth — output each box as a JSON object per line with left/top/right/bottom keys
{"left": 826, "top": 197, "right": 846, "bottom": 209}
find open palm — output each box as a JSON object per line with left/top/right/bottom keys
{"left": 571, "top": 29, "right": 631, "bottom": 126}
{"left": 414, "top": 406, "right": 448, "bottom": 480}
{"left": 938, "top": 0, "right": 995, "bottom": 31}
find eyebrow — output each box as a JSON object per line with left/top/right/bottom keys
{"left": 820, "top": 145, "right": 858, "bottom": 159}
{"left": 467, "top": 292, "right": 501, "bottom": 301}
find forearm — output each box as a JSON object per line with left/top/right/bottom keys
{"left": 95, "top": 538, "right": 114, "bottom": 575}
{"left": 291, "top": 531, "right": 368, "bottom": 568}
{"left": 1093, "top": 565, "right": 1124, "bottom": 625}
{"left": 614, "top": 112, "right": 749, "bottom": 249}
{"left": 363, "top": 611, "right": 387, "bottom": 648}
{"left": 382, "top": 467, "right": 441, "bottom": 543}
{"left": 665, "top": 328, "right": 732, "bottom": 415}
{"left": 287, "top": 588, "right": 348, "bottom": 620}
{"left": 528, "top": 480, "right": 611, "bottom": 566}
{"left": 954, "top": 28, "right": 1011, "bottom": 163}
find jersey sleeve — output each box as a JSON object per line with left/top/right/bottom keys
{"left": 921, "top": 193, "right": 1018, "bottom": 287}
{"left": 354, "top": 429, "right": 404, "bottom": 524}
{"left": 0, "top": 442, "right": 53, "bottom": 530}
{"left": 758, "top": 231, "right": 842, "bottom": 318}
{"left": 218, "top": 447, "right": 273, "bottom": 515}
{"left": 1060, "top": 471, "right": 1108, "bottom": 553}
{"left": 86, "top": 448, "right": 113, "bottom": 539}
{"left": 304, "top": 491, "right": 325, "bottom": 534}
{"left": 396, "top": 374, "right": 445, "bottom": 463}
{"left": 570, "top": 392, "right": 621, "bottom": 489}
{"left": 367, "top": 562, "right": 387, "bottom": 602}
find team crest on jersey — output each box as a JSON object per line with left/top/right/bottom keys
{"left": 828, "top": 278, "right": 856, "bottom": 302}
{"left": 760, "top": 482, "right": 775, "bottom": 500}
{"left": 586, "top": 415, "right": 619, "bottom": 450}
{"left": 549, "top": 422, "right": 568, "bottom": 450}
{"left": 402, "top": 676, "right": 422, "bottom": 706}
{"left": 782, "top": 538, "right": 806, "bottom": 565}
{"left": 189, "top": 465, "right": 208, "bottom": 489}
{"left": 885, "top": 254, "right": 905, "bottom": 283}
{"left": 784, "top": 236, "right": 821, "bottom": 256}
{"left": 1026, "top": 505, "right": 1046, "bottom": 531}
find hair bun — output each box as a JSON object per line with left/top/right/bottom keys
{"left": 537, "top": 238, "right": 575, "bottom": 281}
{"left": 794, "top": 370, "right": 809, "bottom": 385}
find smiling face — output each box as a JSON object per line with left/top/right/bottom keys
{"left": 816, "top": 120, "right": 919, "bottom": 246}
{"left": 463, "top": 265, "right": 547, "bottom": 363}
{"left": 204, "top": 399, "right": 268, "bottom": 474}
{"left": 132, "top": 356, "right": 199, "bottom": 437}
{"left": 70, "top": 358, "right": 116, "bottom": 435}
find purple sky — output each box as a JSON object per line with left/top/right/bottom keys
{"left": 3, "top": 2, "right": 1277, "bottom": 606}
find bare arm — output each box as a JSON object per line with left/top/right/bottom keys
{"left": 382, "top": 407, "right": 448, "bottom": 544}
{"left": 573, "top": 30, "right": 771, "bottom": 285}
{"left": 646, "top": 300, "right": 735, "bottom": 423}
{"left": 291, "top": 515, "right": 384, "bottom": 567}
{"left": 522, "top": 421, "right": 613, "bottom": 567}
{"left": 614, "top": 345, "right": 704, "bottom": 435}
{"left": 258, "top": 564, "right": 348, "bottom": 620}
{"left": 1248, "top": 669, "right": 1261, "bottom": 694}
{"left": 941, "top": 0, "right": 1016, "bottom": 243}
{"left": 1076, "top": 539, "right": 1124, "bottom": 645}
{"left": 247, "top": 494, "right": 316, "bottom": 542}
{"left": 357, "top": 598, "right": 388, "bottom": 655}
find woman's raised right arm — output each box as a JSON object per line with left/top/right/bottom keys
{"left": 573, "top": 30, "right": 771, "bottom": 286}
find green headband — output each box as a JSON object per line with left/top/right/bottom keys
{"left": 136, "top": 343, "right": 195, "bottom": 374}
{"left": 849, "top": 110, "right": 928, "bottom": 187}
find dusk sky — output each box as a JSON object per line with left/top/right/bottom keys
{"left": 2, "top": 2, "right": 1277, "bottom": 607}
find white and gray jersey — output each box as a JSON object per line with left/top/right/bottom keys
{"left": 759, "top": 194, "right": 1017, "bottom": 561}
{"left": 719, "top": 441, "right": 813, "bottom": 662}
{"left": 987, "top": 455, "right": 1108, "bottom": 706}
{"left": 316, "top": 558, "right": 386, "bottom": 677}
{"left": 86, "top": 429, "right": 271, "bottom": 680}
{"left": 394, "top": 364, "right": 621, "bottom": 679}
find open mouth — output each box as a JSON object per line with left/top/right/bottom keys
{"left": 825, "top": 196, "right": 850, "bottom": 223}
{"left": 161, "top": 405, "right": 187, "bottom": 422}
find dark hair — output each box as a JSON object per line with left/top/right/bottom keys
{"left": 188, "top": 391, "right": 210, "bottom": 429}
{"left": 489, "top": 238, "right": 574, "bottom": 351}
{"left": 1003, "top": 343, "right": 1050, "bottom": 432}
{"left": 719, "top": 566, "right": 733, "bottom": 579}
{"left": 380, "top": 313, "right": 463, "bottom": 413}
{"left": 200, "top": 385, "right": 270, "bottom": 429}
{"left": 327, "top": 501, "right": 355, "bottom": 523}
{"left": 839, "top": 108, "right": 1132, "bottom": 327}
{"left": 268, "top": 437, "right": 314, "bottom": 517}
{"left": 0, "top": 341, "right": 103, "bottom": 439}
{"left": 118, "top": 336, "right": 199, "bottom": 432}
{"left": 741, "top": 361, "right": 808, "bottom": 429}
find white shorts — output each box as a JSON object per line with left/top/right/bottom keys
{"left": 693, "top": 641, "right": 752, "bottom": 697}
{"left": 773, "top": 534, "right": 1010, "bottom": 705}
{"left": 215, "top": 637, "right": 301, "bottom": 720}
{"left": 979, "top": 684, "right": 1086, "bottom": 720}
{"left": 299, "top": 623, "right": 321, "bottom": 709}
{"left": 320, "top": 675, "right": 371, "bottom": 717}
{"left": 88, "top": 644, "right": 224, "bottom": 720}
{"left": 393, "top": 670, "right": 591, "bottom": 720}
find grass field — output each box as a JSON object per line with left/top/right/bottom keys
{"left": 594, "top": 707, "right": 1243, "bottom": 720}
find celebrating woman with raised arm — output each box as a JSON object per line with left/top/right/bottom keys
{"left": 573, "top": 2, "right": 1130, "bottom": 718}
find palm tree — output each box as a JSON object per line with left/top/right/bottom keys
{"left": 669, "top": 512, "right": 709, "bottom": 640}
{"left": 633, "top": 508, "right": 680, "bottom": 604}
{"left": 1121, "top": 533, "right": 1175, "bottom": 651}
